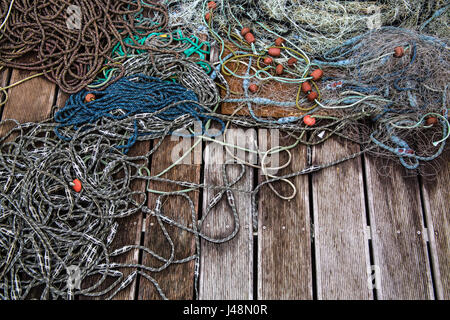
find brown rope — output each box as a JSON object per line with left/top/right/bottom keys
{"left": 0, "top": 0, "right": 169, "bottom": 93}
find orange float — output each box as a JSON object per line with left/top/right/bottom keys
{"left": 275, "top": 37, "right": 285, "bottom": 46}
{"left": 275, "top": 64, "right": 283, "bottom": 75}
{"left": 248, "top": 84, "right": 258, "bottom": 93}
{"left": 310, "top": 69, "right": 323, "bottom": 81}
{"left": 268, "top": 47, "right": 281, "bottom": 57}
{"left": 301, "top": 81, "right": 312, "bottom": 94}
{"left": 263, "top": 57, "right": 273, "bottom": 65}
{"left": 303, "top": 115, "right": 316, "bottom": 126}
{"left": 244, "top": 33, "right": 255, "bottom": 44}
{"left": 72, "top": 179, "right": 82, "bottom": 193}
{"left": 207, "top": 1, "right": 217, "bottom": 9}
{"left": 307, "top": 91, "right": 318, "bottom": 101}
{"left": 84, "top": 93, "right": 96, "bottom": 103}
{"left": 393, "top": 46, "right": 405, "bottom": 58}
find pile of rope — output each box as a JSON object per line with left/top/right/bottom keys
{"left": 0, "top": 100, "right": 366, "bottom": 300}
{"left": 0, "top": 0, "right": 449, "bottom": 301}
{"left": 0, "top": 116, "right": 208, "bottom": 300}
{"left": 89, "top": 28, "right": 213, "bottom": 89}
{"left": 54, "top": 74, "right": 222, "bottom": 153}
{"left": 0, "top": 0, "right": 168, "bottom": 93}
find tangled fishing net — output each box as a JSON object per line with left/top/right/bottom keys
{"left": 0, "top": 0, "right": 449, "bottom": 300}
{"left": 317, "top": 27, "right": 449, "bottom": 170}
{"left": 164, "top": 0, "right": 450, "bottom": 54}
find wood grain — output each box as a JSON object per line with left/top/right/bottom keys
{"left": 0, "top": 68, "right": 10, "bottom": 118}
{"left": 54, "top": 90, "right": 69, "bottom": 112}
{"left": 0, "top": 57, "right": 55, "bottom": 136}
{"left": 421, "top": 158, "right": 450, "bottom": 300}
{"left": 199, "top": 125, "right": 255, "bottom": 299}
{"left": 138, "top": 137, "right": 201, "bottom": 300}
{"left": 364, "top": 158, "right": 434, "bottom": 299}
{"left": 257, "top": 130, "right": 313, "bottom": 299}
{"left": 312, "top": 138, "right": 372, "bottom": 300}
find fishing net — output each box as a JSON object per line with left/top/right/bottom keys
{"left": 0, "top": 0, "right": 449, "bottom": 300}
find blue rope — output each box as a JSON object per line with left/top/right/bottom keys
{"left": 419, "top": 4, "right": 450, "bottom": 32}
{"left": 54, "top": 74, "right": 224, "bottom": 153}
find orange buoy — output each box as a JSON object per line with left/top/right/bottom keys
{"left": 244, "top": 32, "right": 255, "bottom": 44}
{"left": 288, "top": 57, "right": 297, "bottom": 67}
{"left": 301, "top": 81, "right": 312, "bottom": 94}
{"left": 263, "top": 57, "right": 273, "bottom": 65}
{"left": 248, "top": 84, "right": 258, "bottom": 93}
{"left": 426, "top": 117, "right": 438, "bottom": 125}
{"left": 84, "top": 93, "right": 96, "bottom": 103}
{"left": 393, "top": 46, "right": 404, "bottom": 58}
{"left": 275, "top": 64, "right": 283, "bottom": 75}
{"left": 275, "top": 37, "right": 285, "bottom": 46}
{"left": 307, "top": 91, "right": 318, "bottom": 101}
{"left": 207, "top": 1, "right": 217, "bottom": 9}
{"left": 303, "top": 115, "right": 316, "bottom": 126}
{"left": 205, "top": 12, "right": 211, "bottom": 21}
{"left": 241, "top": 27, "right": 250, "bottom": 36}
{"left": 72, "top": 179, "right": 82, "bottom": 193}
{"left": 310, "top": 69, "right": 323, "bottom": 81}
{"left": 268, "top": 47, "right": 281, "bottom": 57}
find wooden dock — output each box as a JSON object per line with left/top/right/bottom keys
{"left": 0, "top": 54, "right": 448, "bottom": 300}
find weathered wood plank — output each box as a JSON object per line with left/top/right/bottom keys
{"left": 257, "top": 130, "right": 313, "bottom": 299}
{"left": 199, "top": 125, "right": 254, "bottom": 299}
{"left": 0, "top": 58, "right": 55, "bottom": 136}
{"left": 0, "top": 67, "right": 10, "bottom": 109}
{"left": 138, "top": 136, "right": 201, "bottom": 300}
{"left": 54, "top": 90, "right": 69, "bottom": 112}
{"left": 312, "top": 138, "right": 372, "bottom": 300}
{"left": 364, "top": 158, "right": 434, "bottom": 299}
{"left": 55, "top": 89, "right": 148, "bottom": 300}
{"left": 421, "top": 159, "right": 450, "bottom": 300}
